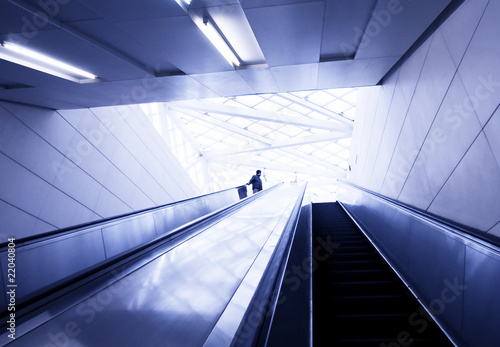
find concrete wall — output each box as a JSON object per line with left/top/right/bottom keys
{"left": 349, "top": 0, "right": 500, "bottom": 235}
{"left": 0, "top": 102, "right": 199, "bottom": 239}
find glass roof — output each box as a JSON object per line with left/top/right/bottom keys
{"left": 142, "top": 87, "right": 357, "bottom": 202}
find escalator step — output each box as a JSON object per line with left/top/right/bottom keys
{"left": 326, "top": 259, "right": 386, "bottom": 271}
{"left": 312, "top": 202, "right": 453, "bottom": 346}
{"left": 328, "top": 253, "right": 380, "bottom": 261}
{"left": 331, "top": 338, "right": 446, "bottom": 347}
{"left": 329, "top": 313, "right": 421, "bottom": 339}
{"left": 325, "top": 269, "right": 396, "bottom": 282}
{"left": 323, "top": 281, "right": 407, "bottom": 296}
{"left": 330, "top": 246, "right": 375, "bottom": 254}
{"left": 327, "top": 295, "right": 419, "bottom": 314}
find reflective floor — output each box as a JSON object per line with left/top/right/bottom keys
{"left": 5, "top": 184, "right": 303, "bottom": 347}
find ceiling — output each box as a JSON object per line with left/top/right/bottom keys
{"left": 150, "top": 87, "right": 357, "bottom": 196}
{"left": 0, "top": 0, "right": 457, "bottom": 110}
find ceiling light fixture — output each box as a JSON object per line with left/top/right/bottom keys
{"left": 174, "top": 0, "right": 191, "bottom": 10}
{"left": 195, "top": 17, "right": 241, "bottom": 67}
{"left": 0, "top": 42, "right": 97, "bottom": 83}
{"left": 174, "top": 1, "right": 241, "bottom": 68}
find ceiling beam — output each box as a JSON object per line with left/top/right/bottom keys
{"left": 204, "top": 131, "right": 350, "bottom": 157}
{"left": 169, "top": 106, "right": 271, "bottom": 145}
{"left": 161, "top": 104, "right": 206, "bottom": 155}
{"left": 207, "top": 156, "right": 343, "bottom": 179}
{"left": 277, "top": 93, "right": 355, "bottom": 125}
{"left": 169, "top": 100, "right": 353, "bottom": 132}
{"left": 281, "top": 147, "right": 347, "bottom": 176}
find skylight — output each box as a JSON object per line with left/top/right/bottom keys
{"left": 142, "top": 88, "right": 356, "bottom": 201}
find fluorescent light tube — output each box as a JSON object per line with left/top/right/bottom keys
{"left": 174, "top": 0, "right": 191, "bottom": 10}
{"left": 0, "top": 42, "right": 97, "bottom": 82}
{"left": 173, "top": 1, "right": 241, "bottom": 68}
{"left": 194, "top": 18, "right": 241, "bottom": 67}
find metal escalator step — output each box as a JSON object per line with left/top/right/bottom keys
{"left": 325, "top": 269, "right": 396, "bottom": 282}
{"left": 329, "top": 313, "right": 420, "bottom": 339}
{"left": 330, "top": 338, "right": 446, "bottom": 347}
{"left": 328, "top": 252, "right": 380, "bottom": 261}
{"left": 329, "top": 245, "right": 375, "bottom": 254}
{"left": 327, "top": 295, "right": 419, "bottom": 315}
{"left": 326, "top": 259, "right": 387, "bottom": 271}
{"left": 331, "top": 240, "right": 371, "bottom": 247}
{"left": 324, "top": 235, "right": 366, "bottom": 242}
{"left": 323, "top": 281, "right": 406, "bottom": 296}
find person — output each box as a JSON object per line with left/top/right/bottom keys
{"left": 246, "top": 170, "right": 263, "bottom": 194}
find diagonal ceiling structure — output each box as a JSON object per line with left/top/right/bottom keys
{"left": 0, "top": 0, "right": 458, "bottom": 110}
{"left": 143, "top": 87, "right": 357, "bottom": 199}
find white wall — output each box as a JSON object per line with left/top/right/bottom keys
{"left": 0, "top": 102, "right": 199, "bottom": 239}
{"left": 349, "top": 0, "right": 500, "bottom": 234}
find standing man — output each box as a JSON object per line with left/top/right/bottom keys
{"left": 247, "top": 170, "right": 263, "bottom": 194}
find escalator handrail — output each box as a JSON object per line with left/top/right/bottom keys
{"left": 0, "top": 185, "right": 247, "bottom": 248}
{"left": 0, "top": 183, "right": 284, "bottom": 323}
{"left": 230, "top": 182, "right": 308, "bottom": 347}
{"left": 338, "top": 180, "right": 500, "bottom": 255}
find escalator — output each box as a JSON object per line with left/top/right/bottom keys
{"left": 312, "top": 202, "right": 453, "bottom": 346}
{"left": 0, "top": 183, "right": 306, "bottom": 346}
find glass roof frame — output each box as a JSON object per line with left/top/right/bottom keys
{"left": 143, "top": 87, "right": 357, "bottom": 201}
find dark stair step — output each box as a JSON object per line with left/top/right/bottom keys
{"left": 325, "top": 269, "right": 396, "bottom": 282}
{"left": 330, "top": 338, "right": 447, "bottom": 347}
{"left": 325, "top": 236, "right": 366, "bottom": 242}
{"left": 330, "top": 245, "right": 375, "bottom": 254}
{"left": 328, "top": 295, "right": 419, "bottom": 315}
{"left": 324, "top": 281, "right": 408, "bottom": 296}
{"left": 315, "top": 229, "right": 358, "bottom": 235}
{"left": 333, "top": 240, "right": 371, "bottom": 247}
{"left": 327, "top": 259, "right": 387, "bottom": 271}
{"left": 328, "top": 252, "right": 380, "bottom": 262}
{"left": 329, "top": 313, "right": 421, "bottom": 339}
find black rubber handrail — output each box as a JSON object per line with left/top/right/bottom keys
{"left": 231, "top": 183, "right": 308, "bottom": 347}
{"left": 0, "top": 183, "right": 284, "bottom": 324}
{"left": 338, "top": 180, "right": 500, "bottom": 254}
{"left": 0, "top": 185, "right": 247, "bottom": 248}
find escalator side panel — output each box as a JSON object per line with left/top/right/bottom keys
{"left": 1, "top": 184, "right": 303, "bottom": 346}
{"left": 265, "top": 203, "right": 312, "bottom": 347}
{"left": 0, "top": 186, "right": 245, "bottom": 313}
{"left": 312, "top": 202, "right": 453, "bottom": 346}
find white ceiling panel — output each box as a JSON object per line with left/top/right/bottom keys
{"left": 244, "top": 2, "right": 324, "bottom": 66}
{"left": 0, "top": 1, "right": 60, "bottom": 35}
{"left": 237, "top": 68, "right": 279, "bottom": 94}
{"left": 70, "top": 19, "right": 180, "bottom": 75}
{"left": 115, "top": 16, "right": 233, "bottom": 74}
{"left": 162, "top": 75, "right": 220, "bottom": 100}
{"left": 241, "top": 0, "right": 321, "bottom": 9}
{"left": 271, "top": 64, "right": 319, "bottom": 92}
{"left": 321, "top": 0, "right": 378, "bottom": 59}
{"left": 343, "top": 57, "right": 400, "bottom": 86}
{"left": 317, "top": 60, "right": 354, "bottom": 89}
{"left": 15, "top": 0, "right": 101, "bottom": 22}
{"left": 355, "top": 0, "right": 453, "bottom": 59}
{"left": 78, "top": 0, "right": 184, "bottom": 22}
{"left": 191, "top": 71, "right": 255, "bottom": 96}
{"left": 0, "top": 0, "right": 462, "bottom": 108}
{"left": 0, "top": 87, "right": 86, "bottom": 109}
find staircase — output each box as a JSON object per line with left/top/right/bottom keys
{"left": 312, "top": 202, "right": 453, "bottom": 346}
